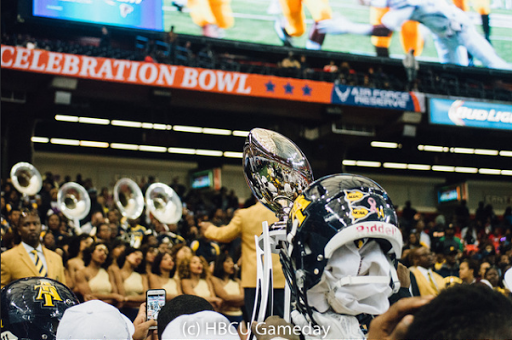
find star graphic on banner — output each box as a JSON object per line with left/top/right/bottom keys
{"left": 284, "top": 83, "right": 294, "bottom": 94}
{"left": 302, "top": 85, "right": 312, "bottom": 96}
{"left": 265, "top": 81, "right": 275, "bottom": 92}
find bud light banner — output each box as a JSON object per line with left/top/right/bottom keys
{"left": 331, "top": 85, "right": 425, "bottom": 112}
{"left": 429, "top": 98, "right": 512, "bottom": 131}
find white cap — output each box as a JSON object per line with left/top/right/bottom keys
{"left": 56, "top": 300, "right": 135, "bottom": 340}
{"left": 161, "top": 310, "right": 239, "bottom": 340}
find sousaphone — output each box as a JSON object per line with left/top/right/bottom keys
{"left": 113, "top": 178, "right": 144, "bottom": 247}
{"left": 57, "top": 182, "right": 91, "bottom": 235}
{"left": 145, "top": 183, "right": 182, "bottom": 225}
{"left": 10, "top": 162, "right": 43, "bottom": 198}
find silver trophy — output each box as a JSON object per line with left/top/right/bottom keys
{"left": 243, "top": 128, "right": 313, "bottom": 327}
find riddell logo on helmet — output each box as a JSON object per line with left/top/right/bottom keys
{"left": 356, "top": 223, "right": 396, "bottom": 235}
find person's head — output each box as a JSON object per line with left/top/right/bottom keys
{"left": 444, "top": 224, "right": 456, "bottom": 238}
{"left": 412, "top": 247, "right": 433, "bottom": 269}
{"left": 110, "top": 239, "right": 127, "bottom": 260}
{"left": 157, "top": 295, "right": 214, "bottom": 339}
{"left": 171, "top": 244, "right": 192, "bottom": 265}
{"left": 152, "top": 252, "right": 175, "bottom": 277}
{"left": 459, "top": 258, "right": 478, "bottom": 283}
{"left": 91, "top": 211, "right": 104, "bottom": 227}
{"left": 141, "top": 244, "right": 158, "bottom": 266}
{"left": 8, "top": 207, "right": 21, "bottom": 227}
{"left": 485, "top": 266, "right": 500, "bottom": 287}
{"left": 213, "top": 253, "right": 235, "bottom": 280}
{"left": 443, "top": 246, "right": 458, "bottom": 265}
{"left": 1, "top": 277, "right": 79, "bottom": 340}
{"left": 43, "top": 231, "right": 56, "bottom": 250}
{"left": 18, "top": 209, "right": 42, "bottom": 248}
{"left": 47, "top": 213, "right": 61, "bottom": 232}
{"left": 117, "top": 247, "right": 143, "bottom": 271}
{"left": 107, "top": 209, "right": 119, "bottom": 224}
{"left": 96, "top": 223, "right": 112, "bottom": 242}
{"left": 405, "top": 284, "right": 512, "bottom": 339}
{"left": 178, "top": 255, "right": 205, "bottom": 279}
{"left": 83, "top": 242, "right": 110, "bottom": 267}
{"left": 408, "top": 232, "right": 419, "bottom": 246}
{"left": 479, "top": 261, "right": 491, "bottom": 278}
{"left": 56, "top": 300, "right": 134, "bottom": 339}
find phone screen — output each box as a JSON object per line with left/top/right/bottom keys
{"left": 146, "top": 289, "right": 166, "bottom": 329}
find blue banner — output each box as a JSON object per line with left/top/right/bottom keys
{"left": 429, "top": 98, "right": 512, "bottom": 131}
{"left": 330, "top": 85, "right": 424, "bottom": 112}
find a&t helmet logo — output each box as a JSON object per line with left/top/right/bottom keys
{"left": 34, "top": 280, "right": 63, "bottom": 307}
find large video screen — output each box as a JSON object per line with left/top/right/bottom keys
{"left": 32, "top": 0, "right": 512, "bottom": 70}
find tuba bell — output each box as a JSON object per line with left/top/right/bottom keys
{"left": 57, "top": 182, "right": 91, "bottom": 235}
{"left": 10, "top": 162, "right": 43, "bottom": 198}
{"left": 145, "top": 183, "right": 183, "bottom": 225}
{"left": 113, "top": 178, "right": 144, "bottom": 247}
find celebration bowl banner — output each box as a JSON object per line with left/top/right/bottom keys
{"left": 2, "top": 45, "right": 424, "bottom": 112}
{"left": 429, "top": 98, "right": 512, "bottom": 131}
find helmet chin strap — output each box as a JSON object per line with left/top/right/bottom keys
{"left": 329, "top": 257, "right": 400, "bottom": 295}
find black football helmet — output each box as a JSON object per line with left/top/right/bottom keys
{"left": 1, "top": 277, "right": 79, "bottom": 340}
{"left": 281, "top": 174, "right": 403, "bottom": 320}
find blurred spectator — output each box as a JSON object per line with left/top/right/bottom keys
{"left": 117, "top": 247, "right": 148, "bottom": 321}
{"left": 455, "top": 199, "right": 470, "bottom": 228}
{"left": 410, "top": 247, "right": 445, "bottom": 296}
{"left": 403, "top": 48, "right": 419, "bottom": 90}
{"left": 438, "top": 224, "right": 463, "bottom": 253}
{"left": 299, "top": 55, "right": 313, "bottom": 78}
{"left": 401, "top": 201, "right": 417, "bottom": 233}
{"left": 323, "top": 60, "right": 338, "bottom": 73}
{"left": 99, "top": 26, "right": 111, "bottom": 49}
{"left": 149, "top": 251, "right": 181, "bottom": 301}
{"left": 281, "top": 51, "right": 300, "bottom": 68}
{"left": 435, "top": 246, "right": 460, "bottom": 278}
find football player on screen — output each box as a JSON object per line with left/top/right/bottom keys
{"left": 365, "top": 0, "right": 424, "bottom": 58}
{"left": 273, "top": 0, "right": 333, "bottom": 50}
{"left": 185, "top": 0, "right": 234, "bottom": 38}
{"left": 317, "top": 0, "right": 511, "bottom": 69}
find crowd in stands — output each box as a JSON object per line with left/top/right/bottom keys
{"left": 1, "top": 170, "right": 512, "bottom": 339}
{"left": 2, "top": 29, "right": 511, "bottom": 101}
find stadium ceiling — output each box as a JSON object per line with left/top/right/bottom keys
{"left": 2, "top": 69, "right": 511, "bottom": 180}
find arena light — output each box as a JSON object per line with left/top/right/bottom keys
{"left": 371, "top": 141, "right": 400, "bottom": 149}
{"left": 383, "top": 162, "right": 408, "bottom": 169}
{"left": 407, "top": 164, "right": 431, "bottom": 170}
{"left": 203, "top": 128, "right": 232, "bottom": 136}
{"left": 153, "top": 124, "right": 169, "bottom": 130}
{"left": 173, "top": 125, "right": 202, "bottom": 133}
{"left": 224, "top": 151, "right": 244, "bottom": 158}
{"left": 79, "top": 140, "right": 109, "bottom": 148}
{"left": 451, "top": 147, "right": 474, "bottom": 154}
{"left": 32, "top": 136, "right": 49, "bottom": 143}
{"left": 500, "top": 150, "right": 512, "bottom": 157}
{"left": 111, "top": 143, "right": 138, "bottom": 150}
{"left": 111, "top": 120, "right": 143, "bottom": 128}
{"left": 479, "top": 168, "right": 501, "bottom": 175}
{"left": 342, "top": 160, "right": 357, "bottom": 166}
{"left": 232, "top": 130, "right": 250, "bottom": 137}
{"left": 168, "top": 147, "right": 195, "bottom": 154}
{"left": 474, "top": 149, "right": 499, "bottom": 156}
{"left": 455, "top": 167, "right": 478, "bottom": 174}
{"left": 142, "top": 123, "right": 154, "bottom": 129}
{"left": 138, "top": 145, "right": 167, "bottom": 153}
{"left": 196, "top": 149, "right": 223, "bottom": 157}
{"left": 420, "top": 145, "right": 445, "bottom": 152}
{"left": 356, "top": 161, "right": 381, "bottom": 168}
{"left": 432, "top": 165, "right": 455, "bottom": 172}
{"left": 50, "top": 138, "right": 80, "bottom": 146}
{"left": 78, "top": 117, "right": 110, "bottom": 125}
{"left": 55, "top": 114, "right": 79, "bottom": 122}
{"left": 502, "top": 170, "right": 512, "bottom": 176}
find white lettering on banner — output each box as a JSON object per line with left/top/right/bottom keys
{"left": 1, "top": 46, "right": 15, "bottom": 67}
{"left": 62, "top": 54, "right": 80, "bottom": 75}
{"left": 13, "top": 48, "right": 31, "bottom": 69}
{"left": 181, "top": 68, "right": 199, "bottom": 87}
{"left": 199, "top": 70, "right": 216, "bottom": 90}
{"left": 46, "top": 52, "right": 63, "bottom": 73}
{"left": 29, "top": 50, "right": 45, "bottom": 71}
{"left": 139, "top": 63, "right": 158, "bottom": 83}
{"left": 127, "top": 61, "right": 140, "bottom": 82}
{"left": 113, "top": 60, "right": 130, "bottom": 80}
{"left": 80, "top": 57, "right": 98, "bottom": 77}
{"left": 450, "top": 102, "right": 512, "bottom": 124}
{"left": 339, "top": 86, "right": 410, "bottom": 108}
{"left": 236, "top": 74, "right": 251, "bottom": 94}
{"left": 96, "top": 59, "right": 114, "bottom": 80}
{"left": 156, "top": 65, "right": 177, "bottom": 85}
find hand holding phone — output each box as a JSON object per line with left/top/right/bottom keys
{"left": 146, "top": 289, "right": 166, "bottom": 330}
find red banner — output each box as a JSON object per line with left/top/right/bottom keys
{"left": 1, "top": 45, "right": 333, "bottom": 104}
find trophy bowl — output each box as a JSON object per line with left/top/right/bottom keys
{"left": 243, "top": 128, "right": 313, "bottom": 220}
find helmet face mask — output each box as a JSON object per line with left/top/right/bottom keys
{"left": 1, "top": 277, "right": 79, "bottom": 340}
{"left": 282, "top": 174, "right": 402, "bottom": 319}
